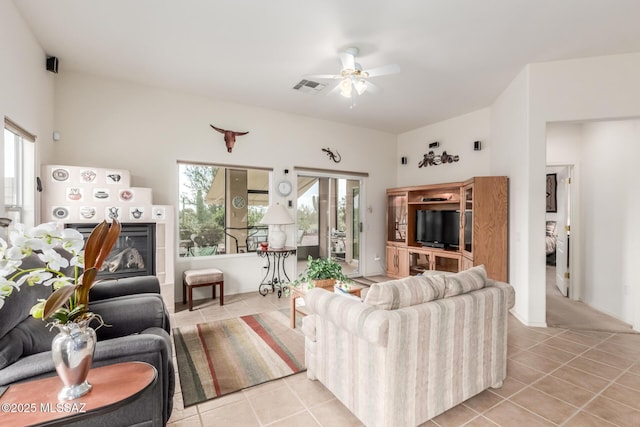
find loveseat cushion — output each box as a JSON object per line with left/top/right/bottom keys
{"left": 364, "top": 274, "right": 445, "bottom": 310}
{"left": 443, "top": 265, "right": 487, "bottom": 298}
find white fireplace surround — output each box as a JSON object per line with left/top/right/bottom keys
{"left": 41, "top": 164, "right": 174, "bottom": 286}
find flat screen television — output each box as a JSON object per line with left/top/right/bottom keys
{"left": 415, "top": 210, "right": 460, "bottom": 249}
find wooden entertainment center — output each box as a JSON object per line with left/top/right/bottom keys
{"left": 386, "top": 176, "right": 508, "bottom": 281}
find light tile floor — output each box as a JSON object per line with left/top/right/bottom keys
{"left": 167, "top": 292, "right": 640, "bottom": 427}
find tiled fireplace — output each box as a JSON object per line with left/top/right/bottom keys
{"left": 41, "top": 164, "right": 174, "bottom": 286}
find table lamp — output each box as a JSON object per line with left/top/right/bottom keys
{"left": 260, "top": 203, "right": 294, "bottom": 249}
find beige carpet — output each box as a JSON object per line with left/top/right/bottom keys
{"left": 545, "top": 266, "right": 637, "bottom": 333}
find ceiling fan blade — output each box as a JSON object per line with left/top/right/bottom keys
{"left": 304, "top": 74, "right": 341, "bottom": 80}
{"left": 339, "top": 51, "right": 356, "bottom": 71}
{"left": 364, "top": 80, "right": 380, "bottom": 94}
{"left": 327, "top": 81, "right": 342, "bottom": 95}
{"left": 362, "top": 63, "right": 401, "bottom": 78}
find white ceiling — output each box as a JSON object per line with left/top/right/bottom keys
{"left": 13, "top": 0, "right": 640, "bottom": 134}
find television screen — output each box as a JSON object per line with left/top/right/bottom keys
{"left": 415, "top": 210, "right": 459, "bottom": 248}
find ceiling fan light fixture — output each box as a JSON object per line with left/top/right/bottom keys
{"left": 354, "top": 79, "right": 367, "bottom": 95}
{"left": 340, "top": 77, "right": 353, "bottom": 98}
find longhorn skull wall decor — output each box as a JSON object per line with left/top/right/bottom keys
{"left": 210, "top": 124, "right": 249, "bottom": 153}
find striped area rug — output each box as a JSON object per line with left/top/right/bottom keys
{"left": 173, "top": 310, "right": 305, "bottom": 407}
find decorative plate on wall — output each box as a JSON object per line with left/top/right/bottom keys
{"left": 94, "top": 189, "right": 110, "bottom": 200}
{"left": 52, "top": 207, "right": 69, "bottom": 219}
{"left": 119, "top": 190, "right": 133, "bottom": 201}
{"left": 80, "top": 170, "right": 97, "bottom": 182}
{"left": 106, "top": 172, "right": 122, "bottom": 184}
{"left": 79, "top": 207, "right": 96, "bottom": 219}
{"left": 130, "top": 207, "right": 144, "bottom": 220}
{"left": 67, "top": 187, "right": 82, "bottom": 201}
{"left": 52, "top": 168, "right": 69, "bottom": 182}
{"left": 152, "top": 207, "right": 166, "bottom": 220}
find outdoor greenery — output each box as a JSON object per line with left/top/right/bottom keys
{"left": 178, "top": 164, "right": 266, "bottom": 256}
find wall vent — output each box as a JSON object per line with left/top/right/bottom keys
{"left": 293, "top": 79, "right": 326, "bottom": 94}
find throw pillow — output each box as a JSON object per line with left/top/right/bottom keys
{"left": 364, "top": 275, "right": 446, "bottom": 310}
{"left": 443, "top": 265, "right": 487, "bottom": 298}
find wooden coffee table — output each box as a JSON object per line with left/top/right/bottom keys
{"left": 0, "top": 361, "right": 157, "bottom": 426}
{"left": 289, "top": 282, "right": 364, "bottom": 328}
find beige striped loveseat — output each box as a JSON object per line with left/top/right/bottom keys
{"left": 301, "top": 265, "right": 515, "bottom": 427}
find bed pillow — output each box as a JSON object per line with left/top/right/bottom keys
{"left": 443, "top": 265, "right": 487, "bottom": 298}
{"left": 364, "top": 274, "right": 446, "bottom": 310}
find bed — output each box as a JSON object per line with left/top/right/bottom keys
{"left": 546, "top": 221, "right": 557, "bottom": 265}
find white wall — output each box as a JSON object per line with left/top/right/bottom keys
{"left": 396, "top": 108, "right": 491, "bottom": 187}
{"left": 0, "top": 1, "right": 55, "bottom": 222}
{"left": 490, "top": 67, "right": 539, "bottom": 324}
{"left": 580, "top": 120, "right": 640, "bottom": 325}
{"left": 491, "top": 53, "right": 640, "bottom": 328}
{"left": 51, "top": 72, "right": 397, "bottom": 299}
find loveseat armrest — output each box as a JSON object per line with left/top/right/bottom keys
{"left": 303, "top": 288, "right": 389, "bottom": 346}
{"left": 89, "top": 275, "right": 161, "bottom": 301}
{"left": 90, "top": 294, "right": 170, "bottom": 338}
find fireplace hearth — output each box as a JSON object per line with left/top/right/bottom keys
{"left": 66, "top": 223, "right": 156, "bottom": 279}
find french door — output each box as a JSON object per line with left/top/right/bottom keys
{"left": 296, "top": 174, "right": 362, "bottom": 277}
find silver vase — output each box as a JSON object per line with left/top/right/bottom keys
{"left": 51, "top": 320, "right": 97, "bottom": 400}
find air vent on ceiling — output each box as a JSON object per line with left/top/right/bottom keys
{"left": 292, "top": 79, "right": 326, "bottom": 94}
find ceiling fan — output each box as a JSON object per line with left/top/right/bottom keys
{"left": 305, "top": 47, "right": 400, "bottom": 101}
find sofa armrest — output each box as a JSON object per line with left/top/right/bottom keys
{"left": 0, "top": 329, "right": 174, "bottom": 425}
{"left": 89, "top": 275, "right": 161, "bottom": 301}
{"left": 304, "top": 288, "right": 389, "bottom": 346}
{"left": 90, "top": 294, "right": 170, "bottom": 338}
{"left": 486, "top": 280, "right": 516, "bottom": 309}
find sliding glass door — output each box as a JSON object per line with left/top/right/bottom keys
{"left": 296, "top": 174, "right": 361, "bottom": 277}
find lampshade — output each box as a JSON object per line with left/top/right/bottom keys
{"left": 260, "top": 203, "right": 294, "bottom": 249}
{"left": 260, "top": 203, "right": 294, "bottom": 225}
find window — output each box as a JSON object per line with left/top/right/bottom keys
{"left": 4, "top": 118, "right": 36, "bottom": 227}
{"left": 178, "top": 162, "right": 270, "bottom": 257}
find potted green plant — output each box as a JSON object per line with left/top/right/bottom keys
{"left": 294, "top": 255, "right": 351, "bottom": 290}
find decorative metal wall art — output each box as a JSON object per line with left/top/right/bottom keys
{"left": 322, "top": 147, "right": 341, "bottom": 163}
{"left": 210, "top": 124, "right": 249, "bottom": 153}
{"left": 418, "top": 150, "right": 460, "bottom": 168}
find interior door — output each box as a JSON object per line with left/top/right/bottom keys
{"left": 554, "top": 166, "right": 571, "bottom": 297}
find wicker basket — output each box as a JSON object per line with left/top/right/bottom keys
{"left": 311, "top": 279, "right": 337, "bottom": 290}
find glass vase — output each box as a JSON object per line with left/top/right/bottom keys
{"left": 51, "top": 320, "right": 97, "bottom": 400}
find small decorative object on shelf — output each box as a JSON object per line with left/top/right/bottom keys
{"left": 0, "top": 220, "right": 121, "bottom": 399}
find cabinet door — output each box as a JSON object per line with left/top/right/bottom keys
{"left": 397, "top": 247, "right": 409, "bottom": 276}
{"left": 461, "top": 183, "right": 473, "bottom": 258}
{"left": 385, "top": 246, "right": 397, "bottom": 275}
{"left": 387, "top": 192, "right": 408, "bottom": 244}
{"left": 461, "top": 256, "right": 474, "bottom": 271}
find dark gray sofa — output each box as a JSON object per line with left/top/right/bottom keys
{"left": 0, "top": 255, "right": 174, "bottom": 426}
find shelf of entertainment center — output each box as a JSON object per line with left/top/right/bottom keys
{"left": 408, "top": 246, "right": 461, "bottom": 275}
